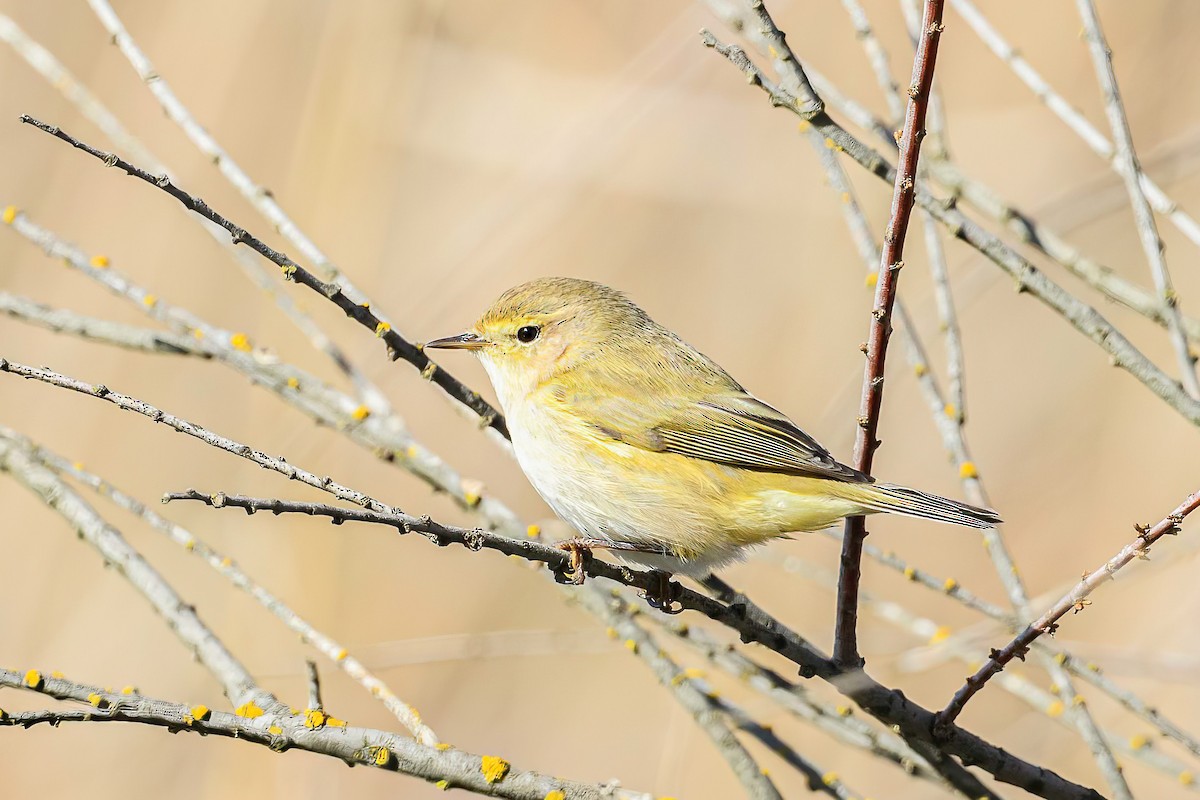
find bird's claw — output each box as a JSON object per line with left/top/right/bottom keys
{"left": 640, "top": 571, "right": 683, "bottom": 614}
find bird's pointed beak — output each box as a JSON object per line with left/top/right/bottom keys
{"left": 424, "top": 331, "right": 487, "bottom": 351}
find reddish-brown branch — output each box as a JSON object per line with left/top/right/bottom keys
{"left": 936, "top": 488, "right": 1200, "bottom": 728}
{"left": 832, "top": 0, "right": 946, "bottom": 668}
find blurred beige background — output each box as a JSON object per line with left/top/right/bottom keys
{"left": 2, "top": 1, "right": 1199, "bottom": 797}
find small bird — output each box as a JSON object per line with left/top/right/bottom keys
{"left": 427, "top": 278, "right": 999, "bottom": 591}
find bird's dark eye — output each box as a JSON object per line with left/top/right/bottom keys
{"left": 516, "top": 325, "right": 541, "bottom": 343}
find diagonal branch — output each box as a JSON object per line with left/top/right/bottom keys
{"left": 0, "top": 442, "right": 276, "bottom": 713}
{"left": 833, "top": 0, "right": 946, "bottom": 669}
{"left": 1, "top": 208, "right": 513, "bottom": 533}
{"left": 0, "top": 13, "right": 386, "bottom": 412}
{"left": 1075, "top": 0, "right": 1199, "bottom": 399}
{"left": 2, "top": 428, "right": 440, "bottom": 745}
{"left": 576, "top": 589, "right": 787, "bottom": 800}
{"left": 949, "top": 0, "right": 1200, "bottom": 250}
{"left": 937, "top": 488, "right": 1200, "bottom": 727}
{"left": 17, "top": 115, "right": 509, "bottom": 441}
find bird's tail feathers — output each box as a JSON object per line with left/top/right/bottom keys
{"left": 849, "top": 483, "right": 1001, "bottom": 529}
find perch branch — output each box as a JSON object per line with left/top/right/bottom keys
{"left": 0, "top": 359, "right": 1103, "bottom": 797}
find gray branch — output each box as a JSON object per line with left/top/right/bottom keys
{"left": 0, "top": 668, "right": 647, "bottom": 800}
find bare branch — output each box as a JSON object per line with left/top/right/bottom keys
{"left": 834, "top": 0, "right": 947, "bottom": 669}
{"left": 937, "top": 489, "right": 1200, "bottom": 727}
{"left": 699, "top": 32, "right": 1200, "bottom": 428}
{"left": 791, "top": 555, "right": 1200, "bottom": 787}
{"left": 0, "top": 441, "right": 274, "bottom": 712}
{"left": 3, "top": 432, "right": 441, "bottom": 745}
{"left": 84, "top": 0, "right": 379, "bottom": 307}
{"left": 1075, "top": 0, "right": 1199, "bottom": 399}
{"left": 576, "top": 589, "right": 787, "bottom": 800}
{"left": 17, "top": 116, "right": 510, "bottom": 441}
{"left": 645, "top": 612, "right": 948, "bottom": 788}
{"left": 1, "top": 209, "right": 516, "bottom": 534}
{"left": 0, "top": 13, "right": 386, "bottom": 410}
{"left": 949, "top": 0, "right": 1200, "bottom": 249}
{"left": 0, "top": 669, "right": 645, "bottom": 800}
{"left": 0, "top": 293, "right": 210, "bottom": 358}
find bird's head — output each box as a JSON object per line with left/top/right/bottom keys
{"left": 425, "top": 277, "right": 650, "bottom": 410}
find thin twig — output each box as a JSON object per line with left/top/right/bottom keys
{"left": 745, "top": 1, "right": 824, "bottom": 117}
{"left": 937, "top": 489, "right": 1200, "bottom": 727}
{"left": 17, "top": 116, "right": 509, "bottom": 441}
{"left": 304, "top": 661, "right": 323, "bottom": 712}
{"left": 790, "top": 555, "right": 1200, "bottom": 787}
{"left": 834, "top": 0, "right": 946, "bottom": 669}
{"left": 0, "top": 668, "right": 646, "bottom": 800}
{"left": 1074, "top": 0, "right": 1200, "bottom": 399}
{"left": 83, "top": 0, "right": 378, "bottom": 307}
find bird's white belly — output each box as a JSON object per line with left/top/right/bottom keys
{"left": 506, "top": 406, "right": 755, "bottom": 575}
{"left": 511, "top": 415, "right": 648, "bottom": 543}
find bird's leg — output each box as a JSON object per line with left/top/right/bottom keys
{"left": 555, "top": 540, "right": 681, "bottom": 612}
{"left": 641, "top": 570, "right": 683, "bottom": 615}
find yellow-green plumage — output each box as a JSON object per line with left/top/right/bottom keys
{"left": 427, "top": 277, "right": 999, "bottom": 576}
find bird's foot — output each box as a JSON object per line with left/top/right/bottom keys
{"left": 641, "top": 570, "right": 683, "bottom": 615}
{"left": 555, "top": 538, "right": 599, "bottom": 585}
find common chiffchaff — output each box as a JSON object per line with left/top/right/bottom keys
{"left": 428, "top": 278, "right": 999, "bottom": 579}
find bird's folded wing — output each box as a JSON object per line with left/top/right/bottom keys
{"left": 571, "top": 384, "right": 869, "bottom": 482}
